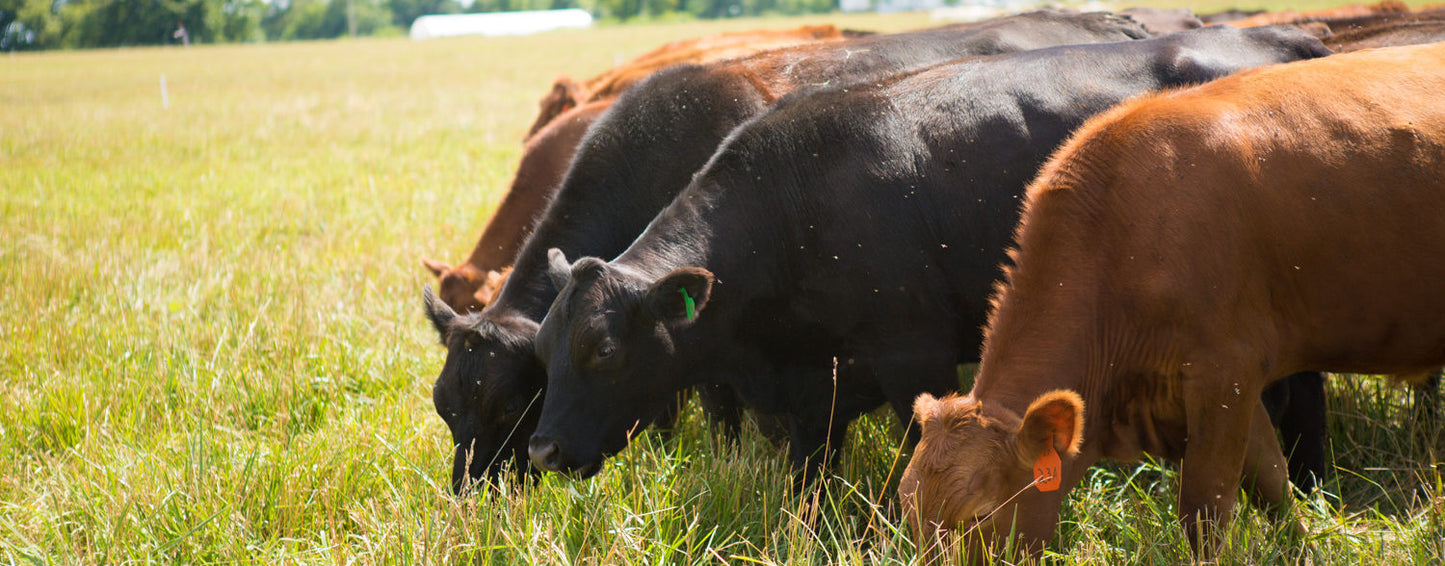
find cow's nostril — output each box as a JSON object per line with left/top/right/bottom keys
{"left": 528, "top": 437, "right": 560, "bottom": 471}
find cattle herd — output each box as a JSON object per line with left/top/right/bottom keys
{"left": 420, "top": 2, "right": 1445, "bottom": 560}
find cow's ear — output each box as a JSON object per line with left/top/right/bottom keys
{"left": 546, "top": 248, "right": 572, "bottom": 291}
{"left": 646, "top": 267, "right": 714, "bottom": 322}
{"left": 913, "top": 393, "right": 939, "bottom": 427}
{"left": 551, "top": 76, "right": 580, "bottom": 108}
{"left": 475, "top": 269, "right": 510, "bottom": 309}
{"left": 423, "top": 285, "right": 457, "bottom": 344}
{"left": 422, "top": 258, "right": 451, "bottom": 278}
{"left": 1016, "top": 390, "right": 1084, "bottom": 463}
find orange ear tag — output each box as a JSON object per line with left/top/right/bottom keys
{"left": 1032, "top": 444, "right": 1063, "bottom": 492}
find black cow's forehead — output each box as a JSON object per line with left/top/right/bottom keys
{"left": 446, "top": 312, "right": 533, "bottom": 352}
{"left": 560, "top": 270, "right": 628, "bottom": 317}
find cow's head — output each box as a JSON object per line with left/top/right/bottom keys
{"left": 422, "top": 259, "right": 512, "bottom": 314}
{"left": 528, "top": 249, "right": 711, "bottom": 478}
{"left": 900, "top": 391, "right": 1083, "bottom": 561}
{"left": 424, "top": 286, "right": 546, "bottom": 493}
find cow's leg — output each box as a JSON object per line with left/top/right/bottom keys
{"left": 649, "top": 389, "right": 688, "bottom": 440}
{"left": 752, "top": 411, "right": 791, "bottom": 447}
{"left": 1179, "top": 372, "right": 1260, "bottom": 557}
{"left": 1242, "top": 400, "right": 1299, "bottom": 518}
{"left": 1261, "top": 371, "right": 1328, "bottom": 495}
{"left": 787, "top": 412, "right": 853, "bottom": 492}
{"left": 1242, "top": 398, "right": 1311, "bottom": 560}
{"left": 1412, "top": 371, "right": 1441, "bottom": 452}
{"left": 784, "top": 360, "right": 888, "bottom": 490}
{"left": 696, "top": 383, "right": 745, "bottom": 441}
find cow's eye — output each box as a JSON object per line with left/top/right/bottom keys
{"left": 596, "top": 340, "right": 616, "bottom": 360}
{"left": 504, "top": 397, "right": 527, "bottom": 417}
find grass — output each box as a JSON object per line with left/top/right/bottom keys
{"left": 3, "top": 5, "right": 1443, "bottom": 563}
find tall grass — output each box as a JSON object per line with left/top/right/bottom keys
{"left": 2, "top": 7, "right": 1442, "bottom": 564}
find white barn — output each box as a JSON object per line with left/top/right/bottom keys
{"left": 410, "top": 9, "right": 593, "bottom": 40}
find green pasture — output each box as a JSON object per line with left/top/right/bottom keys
{"left": 3, "top": 7, "right": 1443, "bottom": 563}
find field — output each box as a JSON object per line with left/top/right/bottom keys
{"left": 3, "top": 6, "right": 1444, "bottom": 563}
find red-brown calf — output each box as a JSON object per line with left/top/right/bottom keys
{"left": 902, "top": 42, "right": 1445, "bottom": 561}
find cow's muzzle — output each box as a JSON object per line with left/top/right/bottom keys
{"left": 528, "top": 436, "right": 562, "bottom": 472}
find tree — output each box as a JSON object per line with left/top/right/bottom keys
{"left": 389, "top": 0, "right": 458, "bottom": 29}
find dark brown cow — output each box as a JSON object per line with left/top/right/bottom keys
{"left": 901, "top": 43, "right": 1445, "bottom": 561}
{"left": 524, "top": 25, "right": 862, "bottom": 140}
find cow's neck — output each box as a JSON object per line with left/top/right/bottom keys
{"left": 615, "top": 176, "right": 780, "bottom": 284}
{"left": 972, "top": 278, "right": 1103, "bottom": 417}
{"left": 970, "top": 183, "right": 1130, "bottom": 459}
{"left": 491, "top": 165, "right": 685, "bottom": 321}
{"left": 488, "top": 80, "right": 770, "bottom": 321}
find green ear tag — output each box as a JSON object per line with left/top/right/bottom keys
{"left": 679, "top": 287, "right": 697, "bottom": 320}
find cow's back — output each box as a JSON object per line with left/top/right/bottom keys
{"left": 526, "top": 25, "right": 855, "bottom": 139}
{"left": 1039, "top": 42, "right": 1445, "bottom": 375}
{"left": 680, "top": 25, "right": 1330, "bottom": 364}
{"left": 1224, "top": 1, "right": 1410, "bottom": 27}
{"left": 498, "top": 13, "right": 1151, "bottom": 316}
{"left": 727, "top": 11, "right": 1149, "bottom": 98}
{"left": 1325, "top": 20, "right": 1445, "bottom": 51}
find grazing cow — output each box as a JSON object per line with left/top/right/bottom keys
{"left": 523, "top": 25, "right": 863, "bottom": 140}
{"left": 901, "top": 42, "right": 1445, "bottom": 560}
{"left": 426, "top": 10, "right": 1155, "bottom": 493}
{"left": 527, "top": 26, "right": 1332, "bottom": 483}
{"left": 427, "top": 26, "right": 862, "bottom": 314}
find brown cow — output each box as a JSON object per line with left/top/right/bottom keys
{"left": 523, "top": 24, "right": 862, "bottom": 140}
{"left": 901, "top": 43, "right": 1445, "bottom": 561}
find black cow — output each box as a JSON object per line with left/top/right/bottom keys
{"left": 529, "top": 26, "right": 1333, "bottom": 482}
{"left": 425, "top": 10, "right": 1154, "bottom": 493}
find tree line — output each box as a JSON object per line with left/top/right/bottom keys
{"left": 0, "top": 0, "right": 842, "bottom": 50}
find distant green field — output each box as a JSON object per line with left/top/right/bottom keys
{"left": 3, "top": 7, "right": 1442, "bottom": 563}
